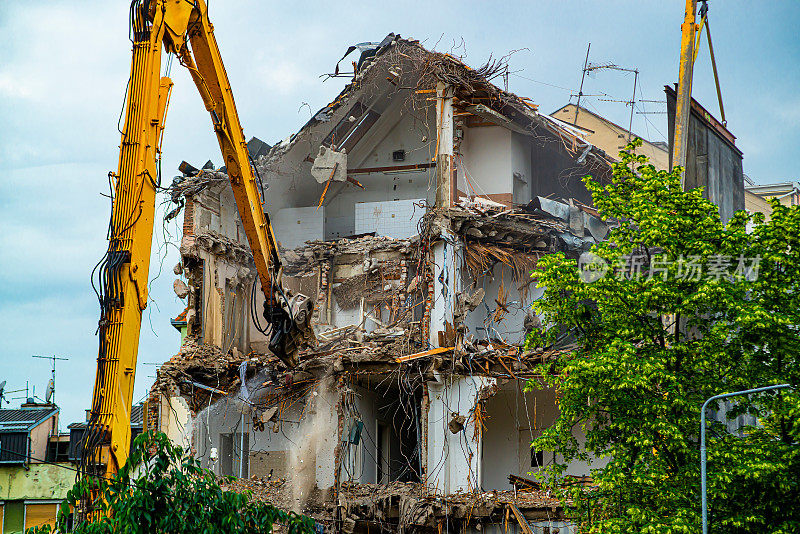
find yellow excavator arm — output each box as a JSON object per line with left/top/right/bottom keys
{"left": 81, "top": 0, "right": 313, "bottom": 490}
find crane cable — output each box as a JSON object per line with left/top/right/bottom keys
{"left": 692, "top": 0, "right": 726, "bottom": 126}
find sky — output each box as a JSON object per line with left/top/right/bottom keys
{"left": 1, "top": 0, "right": 798, "bottom": 427}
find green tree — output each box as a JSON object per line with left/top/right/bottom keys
{"left": 526, "top": 140, "right": 800, "bottom": 533}
{"left": 29, "top": 431, "right": 314, "bottom": 534}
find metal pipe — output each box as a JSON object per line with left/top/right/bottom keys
{"left": 700, "top": 383, "right": 792, "bottom": 533}
{"left": 239, "top": 412, "right": 245, "bottom": 478}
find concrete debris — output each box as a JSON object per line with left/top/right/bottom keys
{"left": 454, "top": 287, "right": 485, "bottom": 323}
{"left": 223, "top": 477, "right": 567, "bottom": 530}
{"left": 188, "top": 232, "right": 255, "bottom": 268}
{"left": 448, "top": 413, "right": 466, "bottom": 433}
{"left": 310, "top": 145, "right": 347, "bottom": 184}
{"left": 173, "top": 279, "right": 189, "bottom": 299}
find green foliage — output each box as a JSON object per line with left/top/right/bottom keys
{"left": 525, "top": 139, "right": 800, "bottom": 533}
{"left": 27, "top": 432, "right": 314, "bottom": 534}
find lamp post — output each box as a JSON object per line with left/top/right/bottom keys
{"left": 700, "top": 383, "right": 793, "bottom": 534}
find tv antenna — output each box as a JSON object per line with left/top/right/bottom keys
{"left": 590, "top": 62, "right": 640, "bottom": 142}
{"left": 0, "top": 382, "right": 28, "bottom": 406}
{"left": 573, "top": 42, "right": 591, "bottom": 125}
{"left": 32, "top": 355, "right": 69, "bottom": 407}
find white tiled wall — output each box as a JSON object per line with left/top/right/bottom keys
{"left": 354, "top": 199, "right": 424, "bottom": 239}
{"left": 273, "top": 206, "right": 324, "bottom": 249}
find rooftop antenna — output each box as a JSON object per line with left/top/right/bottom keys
{"left": 32, "top": 355, "right": 69, "bottom": 408}
{"left": 592, "top": 63, "right": 640, "bottom": 141}
{"left": 573, "top": 42, "right": 591, "bottom": 125}
{"left": 1, "top": 382, "right": 28, "bottom": 405}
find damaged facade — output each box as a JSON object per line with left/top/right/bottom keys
{"left": 147, "top": 35, "right": 618, "bottom": 533}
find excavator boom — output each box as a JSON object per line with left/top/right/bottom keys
{"left": 81, "top": 0, "right": 313, "bottom": 498}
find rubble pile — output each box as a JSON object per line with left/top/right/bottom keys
{"left": 225, "top": 477, "right": 567, "bottom": 531}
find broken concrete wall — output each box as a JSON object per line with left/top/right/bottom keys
{"left": 459, "top": 127, "right": 537, "bottom": 206}
{"left": 463, "top": 262, "right": 545, "bottom": 346}
{"left": 426, "top": 375, "right": 495, "bottom": 493}
{"left": 481, "top": 381, "right": 606, "bottom": 491}
{"left": 195, "top": 375, "right": 338, "bottom": 496}
{"left": 460, "top": 125, "right": 515, "bottom": 205}
{"left": 175, "top": 177, "right": 269, "bottom": 352}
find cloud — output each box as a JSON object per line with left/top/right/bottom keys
{"left": 2, "top": 0, "right": 798, "bottom": 426}
{"left": 254, "top": 59, "right": 308, "bottom": 95}
{"left": 0, "top": 72, "right": 44, "bottom": 99}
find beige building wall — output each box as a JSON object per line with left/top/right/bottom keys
{"left": 551, "top": 104, "right": 669, "bottom": 170}
{"left": 746, "top": 183, "right": 800, "bottom": 207}
{"left": 28, "top": 413, "right": 57, "bottom": 464}
{"left": 744, "top": 182, "right": 800, "bottom": 221}
{"left": 744, "top": 190, "right": 773, "bottom": 221}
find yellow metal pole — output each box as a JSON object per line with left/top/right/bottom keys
{"left": 672, "top": 0, "right": 698, "bottom": 185}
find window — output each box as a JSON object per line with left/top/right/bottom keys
{"left": 47, "top": 439, "right": 70, "bottom": 462}
{"left": 219, "top": 433, "right": 249, "bottom": 477}
{"left": 0, "top": 433, "right": 28, "bottom": 464}
{"left": 24, "top": 502, "right": 59, "bottom": 531}
{"left": 3, "top": 501, "right": 25, "bottom": 533}
{"left": 531, "top": 448, "right": 544, "bottom": 469}
{"left": 392, "top": 150, "right": 405, "bottom": 162}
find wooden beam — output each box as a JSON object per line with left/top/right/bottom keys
{"left": 316, "top": 162, "right": 338, "bottom": 211}
{"left": 506, "top": 503, "right": 534, "bottom": 534}
{"left": 348, "top": 162, "right": 435, "bottom": 175}
{"left": 396, "top": 346, "right": 454, "bottom": 363}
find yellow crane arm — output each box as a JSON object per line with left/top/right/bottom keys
{"left": 672, "top": 0, "right": 698, "bottom": 177}
{"left": 82, "top": 0, "right": 312, "bottom": 490}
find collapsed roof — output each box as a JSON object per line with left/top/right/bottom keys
{"left": 260, "top": 34, "right": 613, "bottom": 190}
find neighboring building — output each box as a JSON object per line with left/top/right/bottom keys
{"left": 67, "top": 402, "right": 145, "bottom": 463}
{"left": 745, "top": 181, "right": 800, "bottom": 221}
{"left": 171, "top": 306, "right": 191, "bottom": 345}
{"left": 0, "top": 401, "right": 72, "bottom": 533}
{"left": 0, "top": 398, "right": 147, "bottom": 533}
{"left": 745, "top": 188, "right": 774, "bottom": 220}
{"left": 554, "top": 91, "right": 747, "bottom": 225}
{"left": 146, "top": 34, "right": 742, "bottom": 534}
{"left": 550, "top": 103, "right": 670, "bottom": 170}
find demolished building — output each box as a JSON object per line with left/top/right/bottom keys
{"left": 147, "top": 34, "right": 617, "bottom": 534}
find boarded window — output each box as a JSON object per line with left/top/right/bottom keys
{"left": 24, "top": 502, "right": 59, "bottom": 531}
{"left": 0, "top": 432, "right": 28, "bottom": 464}
{"left": 4, "top": 500, "right": 25, "bottom": 533}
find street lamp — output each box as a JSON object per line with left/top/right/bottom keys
{"left": 700, "top": 383, "right": 793, "bottom": 534}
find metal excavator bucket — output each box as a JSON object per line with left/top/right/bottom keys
{"left": 263, "top": 281, "right": 315, "bottom": 368}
